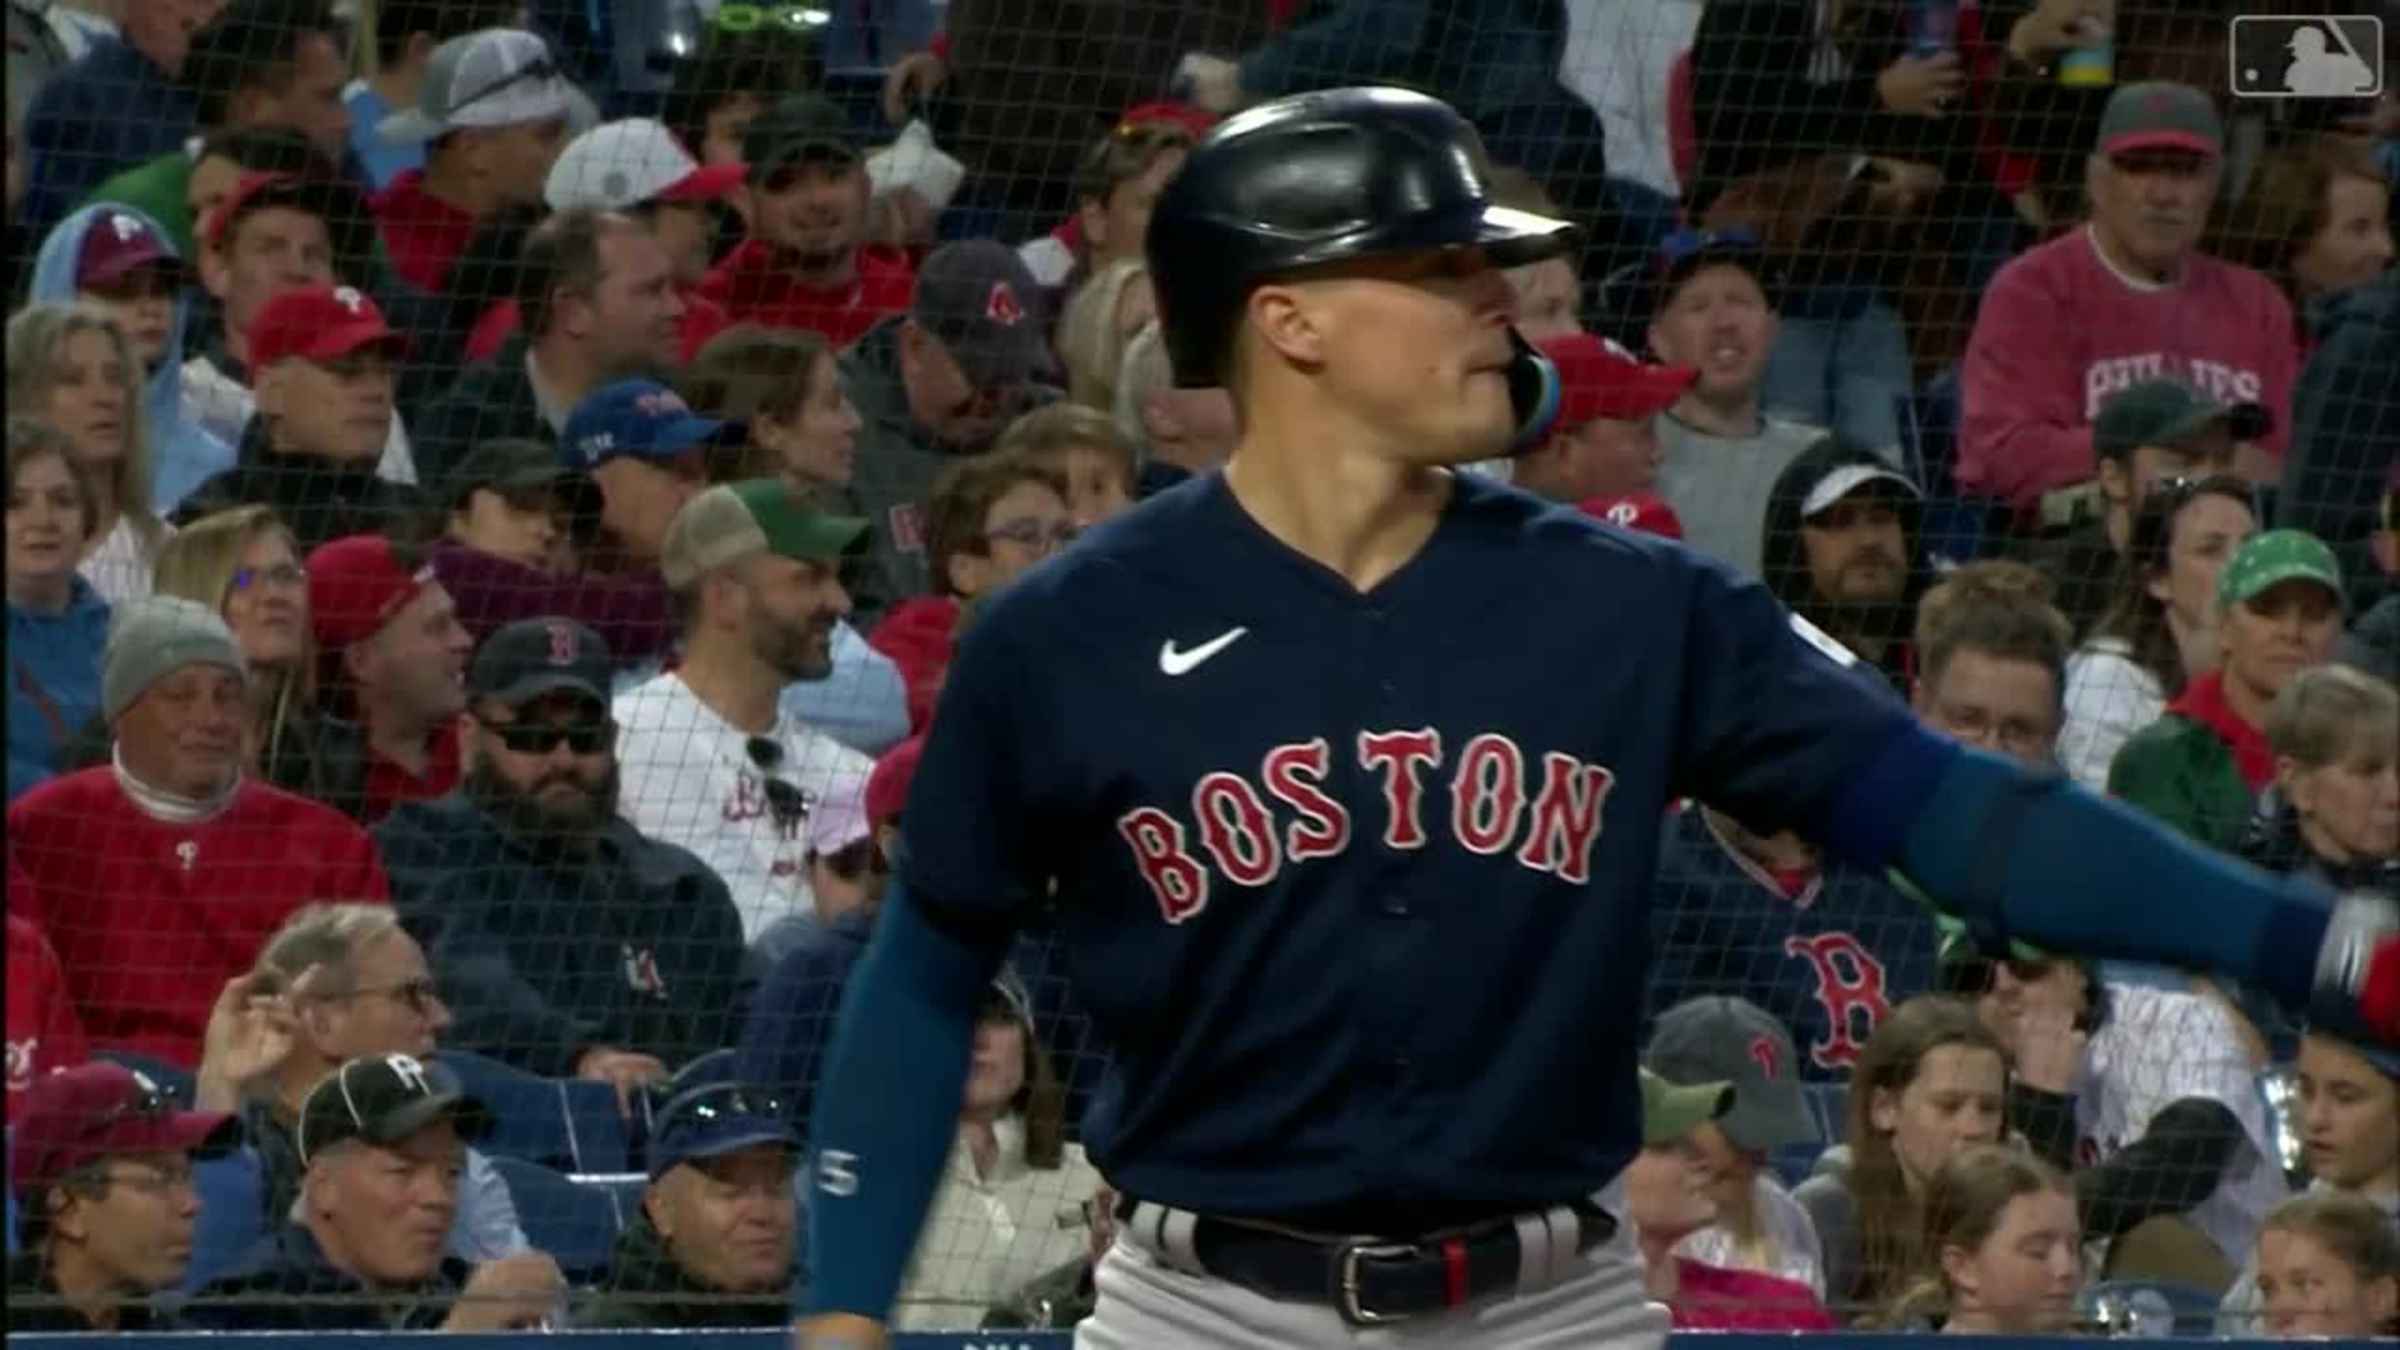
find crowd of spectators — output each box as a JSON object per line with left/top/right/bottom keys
{"left": 4, "top": 0, "right": 2397, "bottom": 1334}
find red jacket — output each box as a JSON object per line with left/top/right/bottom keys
{"left": 698, "top": 240, "right": 917, "bottom": 349}
{"left": 7, "top": 770, "right": 391, "bottom": 1068}
{"left": 7, "top": 911, "right": 90, "bottom": 1118}
{"left": 868, "top": 595, "right": 960, "bottom": 734}
{"left": 1670, "top": 1258, "right": 1839, "bottom": 1331}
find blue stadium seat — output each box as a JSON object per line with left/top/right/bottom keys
{"left": 492, "top": 1157, "right": 623, "bottom": 1280}
{"left": 439, "top": 1050, "right": 631, "bottom": 1174}
{"left": 181, "top": 1146, "right": 266, "bottom": 1292}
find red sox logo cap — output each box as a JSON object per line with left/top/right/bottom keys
{"left": 986, "top": 280, "right": 1024, "bottom": 327}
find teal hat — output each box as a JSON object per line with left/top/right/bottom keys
{"left": 2216, "top": 529, "right": 2343, "bottom": 609}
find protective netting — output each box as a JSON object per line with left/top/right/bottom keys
{"left": 4, "top": 0, "right": 2397, "bottom": 1336}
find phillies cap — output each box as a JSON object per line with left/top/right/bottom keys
{"left": 1638, "top": 1068, "right": 1735, "bottom": 1148}
{"left": 468, "top": 616, "right": 612, "bottom": 709}
{"left": 546, "top": 118, "right": 745, "bottom": 212}
{"left": 647, "top": 1080, "right": 799, "bottom": 1181}
{"left": 912, "top": 240, "right": 1051, "bottom": 390}
{"left": 866, "top": 734, "right": 923, "bottom": 832}
{"left": 1646, "top": 995, "right": 1819, "bottom": 1152}
{"left": 380, "top": 28, "right": 573, "bottom": 144}
{"left": 296, "top": 1054, "right": 492, "bottom": 1166}
{"left": 741, "top": 94, "right": 858, "bottom": 179}
{"left": 658, "top": 477, "right": 870, "bottom": 589}
{"left": 2097, "top": 81, "right": 2222, "bottom": 158}
{"left": 2093, "top": 379, "right": 2270, "bottom": 459}
{"left": 2217, "top": 528, "right": 2344, "bottom": 609}
{"left": 200, "top": 171, "right": 361, "bottom": 251}
{"left": 1800, "top": 460, "right": 1922, "bottom": 519}
{"left": 76, "top": 210, "right": 184, "bottom": 290}
{"left": 9, "top": 1063, "right": 239, "bottom": 1195}
{"left": 249, "top": 285, "right": 409, "bottom": 369}
{"left": 563, "top": 378, "right": 741, "bottom": 471}
{"left": 1579, "top": 493, "right": 1684, "bottom": 540}
{"left": 306, "top": 534, "right": 437, "bottom": 652}
{"left": 1537, "top": 332, "right": 1699, "bottom": 428}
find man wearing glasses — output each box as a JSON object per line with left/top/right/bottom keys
{"left": 7, "top": 1063, "right": 240, "bottom": 1330}
{"left": 615, "top": 481, "right": 878, "bottom": 943}
{"left": 581, "top": 1078, "right": 802, "bottom": 1328}
{"left": 375, "top": 618, "right": 752, "bottom": 1106}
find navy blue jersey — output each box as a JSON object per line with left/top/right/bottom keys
{"left": 1645, "top": 805, "right": 1942, "bottom": 1080}
{"left": 900, "top": 471, "right": 1921, "bottom": 1229}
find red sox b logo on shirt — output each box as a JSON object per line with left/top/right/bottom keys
{"left": 1783, "top": 931, "right": 1892, "bottom": 1070}
{"left": 1117, "top": 730, "right": 1617, "bottom": 923}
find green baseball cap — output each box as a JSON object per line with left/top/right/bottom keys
{"left": 2098, "top": 81, "right": 2222, "bottom": 159}
{"left": 2216, "top": 528, "right": 2343, "bottom": 609}
{"left": 2093, "top": 379, "right": 2270, "bottom": 460}
{"left": 659, "top": 478, "right": 869, "bottom": 589}
{"left": 1639, "top": 1068, "right": 1734, "bottom": 1147}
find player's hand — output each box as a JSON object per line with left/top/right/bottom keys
{"left": 574, "top": 1047, "right": 669, "bottom": 1116}
{"left": 444, "top": 1252, "right": 566, "bottom": 1331}
{"left": 792, "top": 1312, "right": 891, "bottom": 1348}
{"left": 881, "top": 50, "right": 948, "bottom": 126}
{"left": 2007, "top": 0, "right": 2112, "bottom": 62}
{"left": 1877, "top": 51, "right": 1964, "bottom": 116}
{"left": 193, "top": 969, "right": 302, "bottom": 1112}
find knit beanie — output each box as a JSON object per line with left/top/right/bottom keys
{"left": 103, "top": 595, "right": 247, "bottom": 723}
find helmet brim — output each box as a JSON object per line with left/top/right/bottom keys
{"left": 1478, "top": 205, "right": 1581, "bottom": 268}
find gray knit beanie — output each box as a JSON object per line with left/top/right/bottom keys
{"left": 102, "top": 595, "right": 248, "bottom": 723}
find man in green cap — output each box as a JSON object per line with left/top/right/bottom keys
{"left": 2110, "top": 529, "right": 2346, "bottom": 849}
{"left": 2034, "top": 377, "right": 2266, "bottom": 633}
{"left": 614, "top": 478, "right": 881, "bottom": 942}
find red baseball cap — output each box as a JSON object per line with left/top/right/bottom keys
{"left": 866, "top": 735, "right": 924, "bottom": 833}
{"left": 1578, "top": 492, "right": 1685, "bottom": 540}
{"left": 201, "top": 171, "right": 355, "bottom": 250}
{"left": 306, "top": 534, "right": 436, "bottom": 652}
{"left": 248, "top": 284, "right": 410, "bottom": 370}
{"left": 1537, "top": 332, "right": 1698, "bottom": 429}
{"left": 9, "top": 1063, "right": 238, "bottom": 1195}
{"left": 1118, "top": 100, "right": 1216, "bottom": 139}
{"left": 76, "top": 210, "right": 184, "bottom": 290}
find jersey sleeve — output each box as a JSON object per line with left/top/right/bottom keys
{"left": 1666, "top": 559, "right": 1921, "bottom": 836}
{"left": 896, "top": 604, "right": 1064, "bottom": 931}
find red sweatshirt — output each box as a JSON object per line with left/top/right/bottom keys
{"left": 369, "top": 169, "right": 481, "bottom": 293}
{"left": 7, "top": 769, "right": 391, "bottom": 1068}
{"left": 868, "top": 595, "right": 960, "bottom": 734}
{"left": 1670, "top": 1259, "right": 1840, "bottom": 1331}
{"left": 698, "top": 240, "right": 917, "bottom": 349}
{"left": 7, "top": 911, "right": 90, "bottom": 1118}
{"left": 1959, "top": 227, "right": 2298, "bottom": 508}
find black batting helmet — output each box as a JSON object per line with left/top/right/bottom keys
{"left": 1145, "top": 86, "right": 1580, "bottom": 391}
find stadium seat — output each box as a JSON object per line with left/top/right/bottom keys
{"left": 181, "top": 1145, "right": 266, "bottom": 1292}
{"left": 492, "top": 1157, "right": 624, "bottom": 1280}
{"left": 439, "top": 1049, "right": 632, "bottom": 1174}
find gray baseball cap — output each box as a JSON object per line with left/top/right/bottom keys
{"left": 1645, "top": 996, "right": 1818, "bottom": 1153}
{"left": 380, "top": 29, "right": 574, "bottom": 145}
{"left": 911, "top": 240, "right": 1051, "bottom": 390}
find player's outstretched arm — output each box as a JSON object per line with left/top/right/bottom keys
{"left": 793, "top": 880, "right": 1010, "bottom": 1345}
{"left": 1816, "top": 721, "right": 2399, "bottom": 1044}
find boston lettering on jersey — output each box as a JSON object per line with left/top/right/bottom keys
{"left": 1115, "top": 731, "right": 1616, "bottom": 921}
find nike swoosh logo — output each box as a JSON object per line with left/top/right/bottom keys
{"left": 1159, "top": 626, "right": 1249, "bottom": 676}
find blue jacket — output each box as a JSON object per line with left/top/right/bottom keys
{"left": 185, "top": 1222, "right": 470, "bottom": 1331}
{"left": 30, "top": 203, "right": 235, "bottom": 514}
{"left": 21, "top": 38, "right": 195, "bottom": 242}
{"left": 6, "top": 577, "right": 110, "bottom": 803}
{"left": 2283, "top": 273, "right": 2399, "bottom": 610}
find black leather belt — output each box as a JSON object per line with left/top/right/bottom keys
{"left": 1116, "top": 1195, "right": 1618, "bottom": 1326}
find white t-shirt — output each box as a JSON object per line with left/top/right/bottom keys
{"left": 1674, "top": 1171, "right": 1826, "bottom": 1296}
{"left": 2078, "top": 983, "right": 2290, "bottom": 1270}
{"left": 612, "top": 671, "right": 873, "bottom": 941}
{"left": 2058, "top": 637, "right": 2167, "bottom": 792}
{"left": 78, "top": 515, "right": 171, "bottom": 607}
{"left": 893, "top": 1118, "right": 1105, "bottom": 1332}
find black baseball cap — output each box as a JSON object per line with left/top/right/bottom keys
{"left": 296, "top": 1054, "right": 492, "bottom": 1166}
{"left": 1652, "top": 227, "right": 1780, "bottom": 312}
{"left": 468, "top": 617, "right": 613, "bottom": 710}
{"left": 442, "top": 437, "right": 574, "bottom": 508}
{"left": 742, "top": 95, "right": 858, "bottom": 180}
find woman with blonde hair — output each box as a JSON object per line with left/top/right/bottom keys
{"left": 1054, "top": 258, "right": 1154, "bottom": 412}
{"left": 5, "top": 303, "right": 173, "bottom": 606}
{"left": 1883, "top": 1145, "right": 2083, "bottom": 1334}
{"left": 2240, "top": 662, "right": 2400, "bottom": 892}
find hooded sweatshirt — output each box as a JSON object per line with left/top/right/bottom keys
{"left": 5, "top": 575, "right": 110, "bottom": 803}
{"left": 28, "top": 203, "right": 236, "bottom": 515}
{"left": 1758, "top": 437, "right": 1925, "bottom": 689}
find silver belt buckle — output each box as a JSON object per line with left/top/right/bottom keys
{"left": 1333, "top": 1238, "right": 1418, "bottom": 1326}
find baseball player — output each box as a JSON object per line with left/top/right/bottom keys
{"left": 794, "top": 87, "right": 2400, "bottom": 1348}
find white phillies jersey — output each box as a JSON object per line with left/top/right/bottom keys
{"left": 2077, "top": 983, "right": 2291, "bottom": 1266}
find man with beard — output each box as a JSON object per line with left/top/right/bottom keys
{"left": 1760, "top": 439, "right": 1928, "bottom": 687}
{"left": 373, "top": 618, "right": 751, "bottom": 1102}
{"left": 839, "top": 239, "right": 1058, "bottom": 626}
{"left": 615, "top": 480, "right": 878, "bottom": 941}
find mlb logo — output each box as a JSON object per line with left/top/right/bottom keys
{"left": 2229, "top": 15, "right": 2383, "bottom": 98}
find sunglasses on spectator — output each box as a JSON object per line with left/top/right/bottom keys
{"left": 228, "top": 562, "right": 306, "bottom": 593}
{"left": 450, "top": 57, "right": 560, "bottom": 115}
{"left": 660, "top": 1081, "right": 793, "bottom": 1133}
{"left": 478, "top": 715, "right": 613, "bottom": 756}
{"left": 985, "top": 519, "right": 1078, "bottom": 551}
{"left": 745, "top": 738, "right": 814, "bottom": 833}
